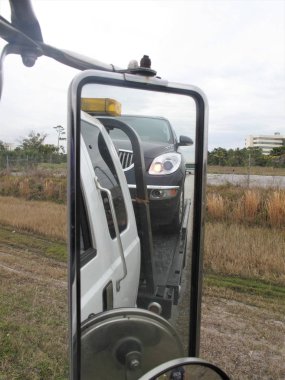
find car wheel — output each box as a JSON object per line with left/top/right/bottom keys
{"left": 168, "top": 184, "right": 184, "bottom": 233}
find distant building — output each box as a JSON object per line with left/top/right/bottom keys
{"left": 245, "top": 132, "right": 285, "bottom": 155}
{"left": 3, "top": 142, "right": 15, "bottom": 151}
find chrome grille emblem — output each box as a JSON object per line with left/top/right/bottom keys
{"left": 118, "top": 149, "right": 134, "bottom": 170}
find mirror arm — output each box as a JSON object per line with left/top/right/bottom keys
{"left": 94, "top": 180, "right": 128, "bottom": 291}
{"left": 0, "top": 17, "right": 158, "bottom": 79}
{"left": 41, "top": 43, "right": 121, "bottom": 72}
{"left": 0, "top": 17, "right": 121, "bottom": 72}
{"left": 0, "top": 42, "right": 40, "bottom": 99}
{"left": 9, "top": 0, "right": 44, "bottom": 43}
{"left": 0, "top": 44, "right": 10, "bottom": 100}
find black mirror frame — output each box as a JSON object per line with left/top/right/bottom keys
{"left": 138, "top": 357, "right": 230, "bottom": 380}
{"left": 67, "top": 70, "right": 208, "bottom": 380}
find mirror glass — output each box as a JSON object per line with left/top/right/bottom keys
{"left": 70, "top": 75, "right": 206, "bottom": 379}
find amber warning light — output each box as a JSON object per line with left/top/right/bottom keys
{"left": 81, "top": 98, "right": 122, "bottom": 116}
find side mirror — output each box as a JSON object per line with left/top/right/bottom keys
{"left": 138, "top": 357, "right": 230, "bottom": 380}
{"left": 68, "top": 70, "right": 208, "bottom": 379}
{"left": 179, "top": 135, "right": 194, "bottom": 146}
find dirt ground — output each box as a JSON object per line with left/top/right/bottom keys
{"left": 200, "top": 292, "right": 285, "bottom": 380}
{"left": 171, "top": 225, "right": 285, "bottom": 380}
{"left": 173, "top": 281, "right": 285, "bottom": 380}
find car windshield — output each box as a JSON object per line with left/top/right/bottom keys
{"left": 107, "top": 116, "right": 174, "bottom": 144}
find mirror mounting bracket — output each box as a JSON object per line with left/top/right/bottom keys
{"left": 117, "top": 67, "right": 157, "bottom": 77}
{"left": 127, "top": 67, "right": 157, "bottom": 77}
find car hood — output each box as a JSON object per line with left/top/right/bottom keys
{"left": 112, "top": 139, "right": 176, "bottom": 159}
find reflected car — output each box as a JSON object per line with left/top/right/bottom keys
{"left": 99, "top": 115, "right": 193, "bottom": 231}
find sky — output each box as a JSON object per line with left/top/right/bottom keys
{"left": 0, "top": 0, "right": 284, "bottom": 151}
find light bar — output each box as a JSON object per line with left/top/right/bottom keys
{"left": 81, "top": 98, "right": 121, "bottom": 116}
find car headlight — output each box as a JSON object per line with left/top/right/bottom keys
{"left": 149, "top": 153, "right": 181, "bottom": 175}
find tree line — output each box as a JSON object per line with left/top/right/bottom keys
{"left": 1, "top": 130, "right": 285, "bottom": 169}
{"left": 0, "top": 130, "right": 67, "bottom": 170}
{"left": 208, "top": 147, "right": 285, "bottom": 168}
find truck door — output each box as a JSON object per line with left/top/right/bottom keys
{"left": 80, "top": 112, "right": 140, "bottom": 321}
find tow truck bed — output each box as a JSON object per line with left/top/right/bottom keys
{"left": 137, "top": 200, "right": 190, "bottom": 319}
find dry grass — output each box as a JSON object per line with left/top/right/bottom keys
{"left": 0, "top": 192, "right": 284, "bottom": 286}
{"left": 204, "top": 222, "right": 285, "bottom": 285}
{"left": 243, "top": 189, "right": 261, "bottom": 221}
{"left": 207, "top": 186, "right": 285, "bottom": 228}
{"left": 266, "top": 190, "right": 285, "bottom": 227}
{"left": 206, "top": 193, "right": 226, "bottom": 219}
{"left": 0, "top": 173, "right": 66, "bottom": 203}
{"left": 0, "top": 196, "right": 66, "bottom": 241}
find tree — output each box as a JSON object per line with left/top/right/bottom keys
{"left": 247, "top": 147, "right": 266, "bottom": 167}
{"left": 208, "top": 146, "right": 267, "bottom": 167}
{"left": 18, "top": 131, "right": 60, "bottom": 156}
{"left": 19, "top": 131, "right": 47, "bottom": 153}
{"left": 208, "top": 147, "right": 228, "bottom": 166}
{"left": 0, "top": 140, "right": 7, "bottom": 151}
{"left": 270, "top": 146, "right": 285, "bottom": 156}
{"left": 54, "top": 125, "right": 66, "bottom": 152}
{"left": 268, "top": 146, "right": 285, "bottom": 167}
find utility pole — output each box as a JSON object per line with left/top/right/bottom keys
{"left": 247, "top": 152, "right": 251, "bottom": 188}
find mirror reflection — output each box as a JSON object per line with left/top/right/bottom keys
{"left": 77, "top": 82, "right": 198, "bottom": 378}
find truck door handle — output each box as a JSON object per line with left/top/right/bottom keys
{"left": 95, "top": 180, "right": 127, "bottom": 291}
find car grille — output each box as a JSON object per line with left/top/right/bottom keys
{"left": 118, "top": 149, "right": 133, "bottom": 170}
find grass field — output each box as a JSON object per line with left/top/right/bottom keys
{"left": 0, "top": 227, "right": 68, "bottom": 379}
{"left": 205, "top": 222, "right": 285, "bottom": 286}
{"left": 0, "top": 196, "right": 66, "bottom": 241}
{"left": 0, "top": 187, "right": 284, "bottom": 379}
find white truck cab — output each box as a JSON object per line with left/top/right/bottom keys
{"left": 80, "top": 111, "right": 140, "bottom": 320}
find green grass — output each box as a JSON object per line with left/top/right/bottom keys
{"left": 0, "top": 271, "right": 68, "bottom": 379}
{"left": 0, "top": 226, "right": 68, "bottom": 379}
{"left": 207, "top": 165, "right": 285, "bottom": 176}
{"left": 0, "top": 226, "right": 67, "bottom": 262}
{"left": 204, "top": 273, "right": 285, "bottom": 316}
{"left": 205, "top": 274, "right": 285, "bottom": 301}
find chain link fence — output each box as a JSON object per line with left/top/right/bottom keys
{"left": 0, "top": 154, "right": 67, "bottom": 172}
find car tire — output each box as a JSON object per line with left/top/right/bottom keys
{"left": 168, "top": 184, "right": 184, "bottom": 233}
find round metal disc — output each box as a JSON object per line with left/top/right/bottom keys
{"left": 81, "top": 308, "right": 184, "bottom": 380}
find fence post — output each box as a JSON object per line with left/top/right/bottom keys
{"left": 247, "top": 153, "right": 251, "bottom": 187}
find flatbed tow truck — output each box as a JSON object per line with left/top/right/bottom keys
{"left": 137, "top": 201, "right": 190, "bottom": 318}
{"left": 81, "top": 103, "right": 191, "bottom": 319}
